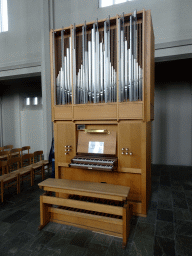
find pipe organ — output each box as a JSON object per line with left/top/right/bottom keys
{"left": 51, "top": 9, "right": 154, "bottom": 216}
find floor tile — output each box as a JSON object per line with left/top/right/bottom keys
{"left": 154, "top": 236, "right": 175, "bottom": 256}
{"left": 36, "top": 247, "right": 61, "bottom": 256}
{"left": 70, "top": 229, "right": 94, "bottom": 248}
{"left": 175, "top": 234, "right": 192, "bottom": 256}
{"left": 90, "top": 232, "right": 113, "bottom": 247}
{"left": 128, "top": 237, "right": 154, "bottom": 256}
{"left": 2, "top": 210, "right": 29, "bottom": 224}
{"left": 26, "top": 230, "right": 56, "bottom": 252}
{"left": 158, "top": 199, "right": 173, "bottom": 210}
{"left": 148, "top": 201, "right": 157, "bottom": 211}
{"left": 138, "top": 210, "right": 157, "bottom": 224}
{"left": 0, "top": 221, "right": 12, "bottom": 235}
{"left": 134, "top": 222, "right": 155, "bottom": 240}
{"left": 182, "top": 183, "right": 192, "bottom": 191}
{"left": 155, "top": 220, "right": 174, "bottom": 239}
{"left": 157, "top": 209, "right": 173, "bottom": 222}
{"left": 173, "top": 208, "right": 191, "bottom": 221}
{"left": 173, "top": 197, "right": 188, "bottom": 209}
{"left": 186, "top": 197, "right": 192, "bottom": 207}
{"left": 175, "top": 219, "right": 192, "bottom": 236}
{"left": 0, "top": 231, "right": 34, "bottom": 255}
{"left": 158, "top": 185, "right": 172, "bottom": 200}
{"left": 85, "top": 243, "right": 108, "bottom": 256}
{"left": 3, "top": 219, "right": 30, "bottom": 238}
{"left": 172, "top": 188, "right": 185, "bottom": 197}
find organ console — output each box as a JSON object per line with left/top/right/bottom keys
{"left": 51, "top": 9, "right": 154, "bottom": 217}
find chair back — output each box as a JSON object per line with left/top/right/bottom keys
{"left": 33, "top": 151, "right": 43, "bottom": 163}
{"left": 7, "top": 156, "right": 21, "bottom": 173}
{"left": 21, "top": 146, "right": 30, "bottom": 155}
{"left": 3, "top": 145, "right": 13, "bottom": 151}
{"left": 10, "top": 148, "right": 22, "bottom": 157}
{"left": 21, "top": 153, "right": 34, "bottom": 167}
{"left": 0, "top": 150, "right": 10, "bottom": 160}
{"left": 0, "top": 160, "right": 8, "bottom": 175}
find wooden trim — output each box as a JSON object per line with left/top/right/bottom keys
{"left": 49, "top": 207, "right": 123, "bottom": 234}
{"left": 120, "top": 168, "right": 142, "bottom": 174}
{"left": 50, "top": 29, "right": 55, "bottom": 122}
{"left": 42, "top": 195, "right": 123, "bottom": 216}
{"left": 58, "top": 162, "right": 69, "bottom": 167}
{"left": 52, "top": 218, "right": 123, "bottom": 238}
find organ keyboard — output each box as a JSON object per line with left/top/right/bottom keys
{"left": 69, "top": 155, "right": 118, "bottom": 171}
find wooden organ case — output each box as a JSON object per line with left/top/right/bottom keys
{"left": 51, "top": 9, "right": 154, "bottom": 217}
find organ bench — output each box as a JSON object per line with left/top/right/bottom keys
{"left": 38, "top": 178, "right": 132, "bottom": 248}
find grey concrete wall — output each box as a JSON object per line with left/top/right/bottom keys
{"left": 152, "top": 59, "right": 192, "bottom": 166}
{"left": 0, "top": 0, "right": 41, "bottom": 70}
{"left": 1, "top": 80, "right": 43, "bottom": 151}
{"left": 53, "top": 0, "right": 192, "bottom": 61}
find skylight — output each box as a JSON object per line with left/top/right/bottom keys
{"left": 0, "top": 0, "right": 8, "bottom": 32}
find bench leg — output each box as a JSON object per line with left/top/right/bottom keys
{"left": 122, "top": 202, "right": 131, "bottom": 249}
{"left": 39, "top": 195, "right": 50, "bottom": 230}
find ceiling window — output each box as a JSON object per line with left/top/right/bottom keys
{"left": 0, "top": 0, "right": 8, "bottom": 32}
{"left": 99, "top": 0, "right": 132, "bottom": 8}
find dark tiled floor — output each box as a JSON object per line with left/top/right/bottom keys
{"left": 0, "top": 165, "right": 192, "bottom": 255}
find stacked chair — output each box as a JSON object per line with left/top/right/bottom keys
{"left": 0, "top": 146, "right": 50, "bottom": 203}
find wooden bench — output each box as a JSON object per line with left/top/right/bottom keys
{"left": 38, "top": 178, "right": 132, "bottom": 248}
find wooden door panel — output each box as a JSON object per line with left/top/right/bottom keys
{"left": 118, "top": 121, "right": 142, "bottom": 169}
{"left": 55, "top": 122, "right": 76, "bottom": 164}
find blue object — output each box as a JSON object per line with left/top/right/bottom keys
{"left": 52, "top": 158, "right": 55, "bottom": 178}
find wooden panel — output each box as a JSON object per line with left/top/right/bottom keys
{"left": 60, "top": 168, "right": 141, "bottom": 199}
{"left": 73, "top": 103, "right": 117, "bottom": 120}
{"left": 42, "top": 195, "right": 123, "bottom": 216}
{"left": 52, "top": 218, "right": 122, "bottom": 238}
{"left": 143, "top": 10, "right": 154, "bottom": 122}
{"left": 120, "top": 168, "right": 142, "bottom": 174}
{"left": 77, "top": 130, "right": 116, "bottom": 155}
{"left": 49, "top": 207, "right": 123, "bottom": 234}
{"left": 54, "top": 122, "right": 76, "bottom": 178}
{"left": 118, "top": 121, "right": 142, "bottom": 169}
{"left": 118, "top": 103, "right": 143, "bottom": 119}
{"left": 54, "top": 106, "right": 73, "bottom": 120}
{"left": 129, "top": 201, "right": 142, "bottom": 215}
{"left": 39, "top": 178, "right": 129, "bottom": 199}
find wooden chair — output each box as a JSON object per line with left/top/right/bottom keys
{"left": 3, "top": 145, "right": 13, "bottom": 151}
{"left": 32, "top": 151, "right": 45, "bottom": 184}
{"left": 0, "top": 151, "right": 10, "bottom": 161}
{"left": 0, "top": 160, "right": 8, "bottom": 175}
{"left": 0, "top": 167, "right": 20, "bottom": 203}
{"left": 34, "top": 150, "right": 50, "bottom": 174}
{"left": 21, "top": 153, "right": 34, "bottom": 167}
{"left": 21, "top": 146, "right": 30, "bottom": 156}
{"left": 10, "top": 148, "right": 22, "bottom": 158}
{"left": 20, "top": 153, "right": 34, "bottom": 185}
{"left": 0, "top": 147, "right": 3, "bottom": 151}
{"left": 7, "top": 156, "right": 22, "bottom": 173}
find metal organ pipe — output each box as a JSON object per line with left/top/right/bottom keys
{"left": 55, "top": 10, "right": 142, "bottom": 105}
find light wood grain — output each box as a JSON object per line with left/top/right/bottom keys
{"left": 38, "top": 178, "right": 130, "bottom": 199}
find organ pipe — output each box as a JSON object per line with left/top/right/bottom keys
{"left": 55, "top": 10, "right": 142, "bottom": 105}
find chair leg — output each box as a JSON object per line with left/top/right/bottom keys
{"left": 1, "top": 180, "right": 4, "bottom": 203}
{"left": 17, "top": 174, "right": 20, "bottom": 194}
{"left": 42, "top": 165, "right": 45, "bottom": 180}
{"left": 31, "top": 169, "right": 34, "bottom": 186}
